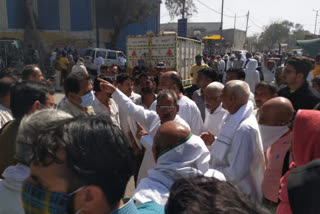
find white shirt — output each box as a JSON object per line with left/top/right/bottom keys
{"left": 0, "top": 104, "right": 13, "bottom": 129}
{"left": 227, "top": 60, "right": 234, "bottom": 70}
{"left": 262, "top": 66, "right": 275, "bottom": 83}
{"left": 150, "top": 95, "right": 203, "bottom": 135}
{"left": 118, "top": 92, "right": 141, "bottom": 140}
{"left": 210, "top": 113, "right": 265, "bottom": 202}
{"left": 94, "top": 56, "right": 104, "bottom": 75}
{"left": 112, "top": 89, "right": 190, "bottom": 184}
{"left": 203, "top": 104, "right": 228, "bottom": 137}
{"left": 118, "top": 56, "right": 126, "bottom": 66}
{"left": 92, "top": 96, "right": 120, "bottom": 127}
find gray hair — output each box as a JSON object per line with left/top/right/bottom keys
{"left": 206, "top": 82, "right": 224, "bottom": 96}
{"left": 15, "top": 109, "right": 73, "bottom": 165}
{"left": 157, "top": 89, "right": 178, "bottom": 105}
{"left": 225, "top": 80, "right": 250, "bottom": 103}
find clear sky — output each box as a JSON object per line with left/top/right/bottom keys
{"left": 160, "top": 0, "right": 320, "bottom": 36}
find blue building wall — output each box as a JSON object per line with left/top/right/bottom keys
{"left": 6, "top": 0, "right": 25, "bottom": 29}
{"left": 70, "top": 0, "right": 92, "bottom": 31}
{"left": 37, "top": 0, "right": 60, "bottom": 30}
{"left": 117, "top": 14, "right": 159, "bottom": 53}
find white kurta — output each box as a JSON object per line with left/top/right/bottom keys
{"left": 203, "top": 104, "right": 228, "bottom": 137}
{"left": 150, "top": 95, "right": 203, "bottom": 135}
{"left": 210, "top": 112, "right": 265, "bottom": 202}
{"left": 133, "top": 134, "right": 225, "bottom": 206}
{"left": 111, "top": 89, "right": 190, "bottom": 184}
{"left": 92, "top": 97, "right": 120, "bottom": 127}
{"left": 118, "top": 92, "right": 141, "bottom": 140}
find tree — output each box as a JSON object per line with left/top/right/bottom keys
{"left": 257, "top": 20, "right": 311, "bottom": 50}
{"left": 259, "top": 21, "right": 291, "bottom": 50}
{"left": 96, "top": 0, "right": 160, "bottom": 49}
{"left": 165, "top": 0, "right": 197, "bottom": 19}
{"left": 24, "top": 0, "right": 47, "bottom": 70}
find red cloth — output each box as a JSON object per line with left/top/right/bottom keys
{"left": 277, "top": 110, "right": 320, "bottom": 214}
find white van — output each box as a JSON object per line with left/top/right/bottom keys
{"left": 83, "top": 48, "right": 126, "bottom": 71}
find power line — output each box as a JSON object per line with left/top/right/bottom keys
{"left": 249, "top": 17, "right": 264, "bottom": 30}
{"left": 196, "top": 0, "right": 246, "bottom": 18}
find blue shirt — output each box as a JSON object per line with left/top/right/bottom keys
{"left": 110, "top": 199, "right": 164, "bottom": 214}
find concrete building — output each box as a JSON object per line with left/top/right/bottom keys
{"left": 0, "top": 0, "right": 160, "bottom": 52}
{"left": 160, "top": 22, "right": 221, "bottom": 38}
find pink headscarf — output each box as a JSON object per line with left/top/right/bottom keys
{"left": 277, "top": 110, "right": 320, "bottom": 214}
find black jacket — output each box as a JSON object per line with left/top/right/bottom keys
{"left": 278, "top": 81, "right": 320, "bottom": 111}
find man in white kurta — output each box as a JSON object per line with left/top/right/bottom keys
{"left": 106, "top": 84, "right": 190, "bottom": 184}
{"left": 150, "top": 71, "right": 203, "bottom": 135}
{"left": 202, "top": 82, "right": 228, "bottom": 137}
{"left": 204, "top": 80, "right": 265, "bottom": 202}
{"left": 133, "top": 121, "right": 225, "bottom": 206}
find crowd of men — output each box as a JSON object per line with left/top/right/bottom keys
{"left": 0, "top": 51, "right": 319, "bottom": 214}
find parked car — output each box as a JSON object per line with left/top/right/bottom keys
{"left": 83, "top": 48, "right": 126, "bottom": 73}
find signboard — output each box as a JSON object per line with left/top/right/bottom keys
{"left": 178, "top": 19, "right": 188, "bottom": 37}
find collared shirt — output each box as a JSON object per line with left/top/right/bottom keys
{"left": 192, "top": 89, "right": 205, "bottom": 121}
{"left": 190, "top": 64, "right": 209, "bottom": 85}
{"left": 218, "top": 60, "right": 225, "bottom": 74}
{"left": 92, "top": 97, "right": 120, "bottom": 127}
{"left": 59, "top": 100, "right": 95, "bottom": 117}
{"left": 271, "top": 80, "right": 286, "bottom": 91}
{"left": 203, "top": 104, "right": 228, "bottom": 136}
{"left": 150, "top": 96, "right": 204, "bottom": 135}
{"left": 0, "top": 104, "right": 13, "bottom": 129}
{"left": 278, "top": 81, "right": 320, "bottom": 110}
{"left": 211, "top": 114, "right": 265, "bottom": 202}
{"left": 110, "top": 198, "right": 164, "bottom": 214}
{"left": 263, "top": 132, "right": 292, "bottom": 203}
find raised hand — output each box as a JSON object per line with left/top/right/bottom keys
{"left": 136, "top": 122, "right": 148, "bottom": 140}
{"left": 98, "top": 78, "right": 116, "bottom": 94}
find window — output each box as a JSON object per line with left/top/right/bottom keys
{"left": 107, "top": 52, "right": 117, "bottom": 60}
{"left": 96, "top": 51, "right": 106, "bottom": 58}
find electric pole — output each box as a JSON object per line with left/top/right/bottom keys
{"left": 234, "top": 13, "right": 236, "bottom": 29}
{"left": 182, "top": 0, "right": 186, "bottom": 19}
{"left": 245, "top": 11, "right": 250, "bottom": 38}
{"left": 220, "top": 0, "right": 224, "bottom": 53}
{"left": 313, "top": 10, "right": 319, "bottom": 35}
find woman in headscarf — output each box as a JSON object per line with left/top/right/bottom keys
{"left": 245, "top": 59, "right": 260, "bottom": 92}
{"left": 277, "top": 110, "right": 320, "bottom": 214}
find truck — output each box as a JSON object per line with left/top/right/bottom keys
{"left": 126, "top": 33, "right": 203, "bottom": 87}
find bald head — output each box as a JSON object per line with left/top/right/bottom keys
{"left": 259, "top": 97, "right": 294, "bottom": 126}
{"left": 153, "top": 121, "right": 191, "bottom": 161}
{"left": 159, "top": 71, "right": 183, "bottom": 95}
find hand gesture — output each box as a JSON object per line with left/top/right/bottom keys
{"left": 200, "top": 131, "right": 215, "bottom": 146}
{"left": 97, "top": 78, "right": 116, "bottom": 94}
{"left": 136, "top": 122, "right": 148, "bottom": 140}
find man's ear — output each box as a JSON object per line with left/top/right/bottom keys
{"left": 31, "top": 100, "right": 41, "bottom": 113}
{"left": 74, "top": 185, "right": 110, "bottom": 213}
{"left": 176, "top": 104, "right": 179, "bottom": 113}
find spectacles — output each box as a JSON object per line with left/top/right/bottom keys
{"left": 156, "top": 105, "right": 176, "bottom": 111}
